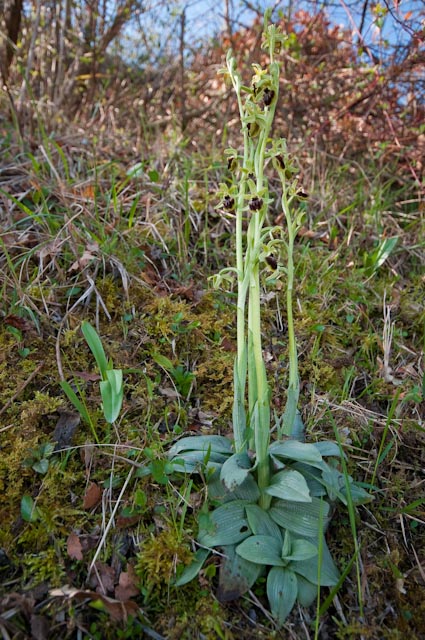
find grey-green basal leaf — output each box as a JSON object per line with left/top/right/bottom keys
{"left": 198, "top": 500, "right": 252, "bottom": 547}
{"left": 265, "top": 468, "right": 312, "bottom": 503}
{"left": 290, "top": 536, "right": 340, "bottom": 586}
{"left": 245, "top": 504, "right": 282, "bottom": 540}
{"left": 220, "top": 452, "right": 252, "bottom": 492}
{"left": 267, "top": 567, "right": 298, "bottom": 625}
{"left": 218, "top": 544, "right": 263, "bottom": 602}
{"left": 236, "top": 535, "right": 285, "bottom": 566}
{"left": 81, "top": 321, "right": 109, "bottom": 378}
{"left": 269, "top": 440, "right": 324, "bottom": 467}
{"left": 269, "top": 497, "right": 330, "bottom": 537}
{"left": 168, "top": 435, "right": 233, "bottom": 458}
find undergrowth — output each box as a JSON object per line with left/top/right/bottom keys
{"left": 0, "top": 62, "right": 424, "bottom": 640}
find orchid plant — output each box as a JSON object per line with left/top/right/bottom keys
{"left": 168, "top": 11, "right": 369, "bottom": 626}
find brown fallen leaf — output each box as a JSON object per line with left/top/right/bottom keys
{"left": 71, "top": 370, "right": 101, "bottom": 382}
{"left": 49, "top": 585, "right": 140, "bottom": 622}
{"left": 115, "top": 565, "right": 139, "bottom": 602}
{"left": 89, "top": 561, "right": 115, "bottom": 595}
{"left": 83, "top": 482, "right": 102, "bottom": 510}
{"left": 3, "top": 315, "right": 34, "bottom": 332}
{"left": 30, "top": 614, "right": 50, "bottom": 640}
{"left": 67, "top": 532, "right": 83, "bottom": 561}
{"left": 52, "top": 410, "right": 80, "bottom": 450}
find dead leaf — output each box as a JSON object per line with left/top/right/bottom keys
{"left": 89, "top": 561, "right": 115, "bottom": 595}
{"left": 30, "top": 614, "right": 50, "bottom": 640}
{"left": 115, "top": 565, "right": 139, "bottom": 601}
{"left": 3, "top": 315, "right": 34, "bottom": 332}
{"left": 49, "top": 585, "right": 139, "bottom": 622}
{"left": 68, "top": 249, "right": 98, "bottom": 273}
{"left": 53, "top": 410, "right": 80, "bottom": 450}
{"left": 158, "top": 386, "right": 179, "bottom": 399}
{"left": 71, "top": 370, "right": 101, "bottom": 382}
{"left": 67, "top": 532, "right": 83, "bottom": 561}
{"left": 83, "top": 482, "right": 102, "bottom": 510}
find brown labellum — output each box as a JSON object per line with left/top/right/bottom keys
{"left": 263, "top": 88, "right": 275, "bottom": 107}
{"left": 249, "top": 197, "right": 263, "bottom": 211}
{"left": 223, "top": 195, "right": 235, "bottom": 210}
{"left": 266, "top": 255, "right": 278, "bottom": 269}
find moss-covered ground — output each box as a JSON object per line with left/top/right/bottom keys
{"left": 0, "top": 117, "right": 424, "bottom": 640}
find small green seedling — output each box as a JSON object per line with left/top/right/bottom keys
{"left": 61, "top": 322, "right": 123, "bottom": 433}
{"left": 153, "top": 353, "right": 195, "bottom": 399}
{"left": 22, "top": 442, "right": 55, "bottom": 474}
{"left": 81, "top": 321, "right": 123, "bottom": 424}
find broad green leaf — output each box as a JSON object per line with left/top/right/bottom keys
{"left": 280, "top": 387, "right": 300, "bottom": 438}
{"left": 285, "top": 539, "right": 317, "bottom": 562}
{"left": 282, "top": 529, "right": 291, "bottom": 558}
{"left": 313, "top": 441, "right": 343, "bottom": 458}
{"left": 245, "top": 504, "right": 282, "bottom": 540}
{"left": 322, "top": 465, "right": 346, "bottom": 502}
{"left": 217, "top": 544, "right": 262, "bottom": 602}
{"left": 170, "top": 450, "right": 226, "bottom": 474}
{"left": 236, "top": 535, "right": 285, "bottom": 566}
{"left": 290, "top": 536, "right": 340, "bottom": 586}
{"left": 363, "top": 236, "right": 398, "bottom": 276}
{"left": 296, "top": 575, "right": 317, "bottom": 607}
{"left": 220, "top": 452, "right": 252, "bottom": 491}
{"left": 198, "top": 500, "right": 251, "bottom": 547}
{"left": 32, "top": 459, "right": 49, "bottom": 474}
{"left": 224, "top": 475, "right": 260, "bottom": 502}
{"left": 168, "top": 435, "right": 233, "bottom": 457}
{"left": 81, "top": 321, "right": 109, "bottom": 378}
{"left": 100, "top": 369, "right": 123, "bottom": 423}
{"left": 269, "top": 497, "right": 330, "bottom": 537}
{"left": 269, "top": 440, "right": 323, "bottom": 467}
{"left": 265, "top": 469, "right": 312, "bottom": 503}
{"left": 174, "top": 548, "right": 210, "bottom": 586}
{"left": 292, "top": 462, "right": 327, "bottom": 497}
{"left": 208, "top": 474, "right": 260, "bottom": 502}
{"left": 267, "top": 567, "right": 298, "bottom": 625}
{"left": 152, "top": 352, "right": 174, "bottom": 371}
{"left": 172, "top": 450, "right": 229, "bottom": 465}
{"left": 21, "top": 495, "right": 40, "bottom": 522}
{"left": 341, "top": 482, "right": 373, "bottom": 505}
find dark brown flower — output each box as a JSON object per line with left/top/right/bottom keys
{"left": 223, "top": 195, "right": 235, "bottom": 210}
{"left": 249, "top": 197, "right": 263, "bottom": 211}
{"left": 263, "top": 88, "right": 275, "bottom": 107}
